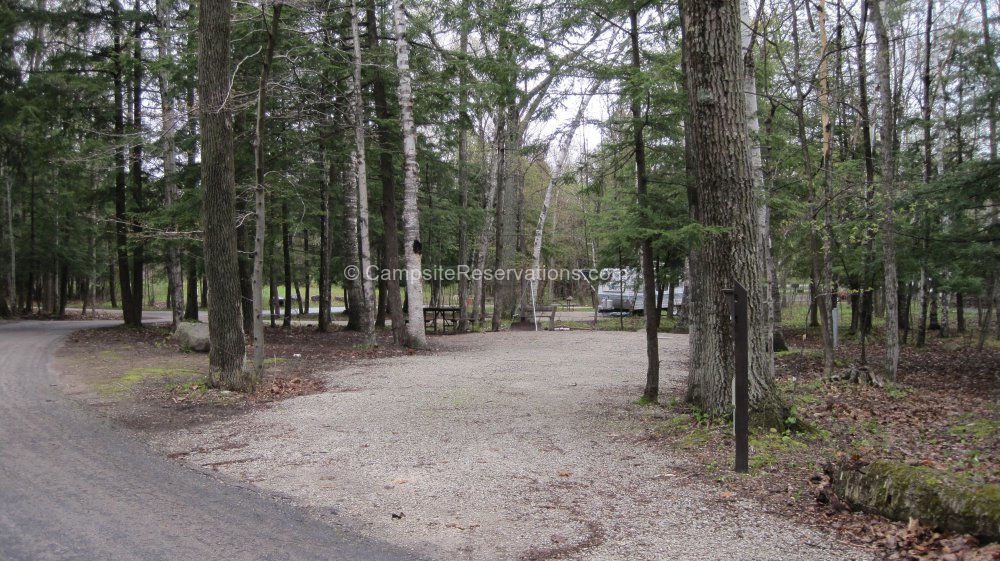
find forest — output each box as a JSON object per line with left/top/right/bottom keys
{"left": 1, "top": 0, "right": 998, "bottom": 414}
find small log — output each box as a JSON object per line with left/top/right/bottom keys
{"left": 827, "top": 459, "right": 1000, "bottom": 542}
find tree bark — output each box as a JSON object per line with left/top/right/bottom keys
{"left": 366, "top": 2, "right": 406, "bottom": 344}
{"left": 456, "top": 5, "right": 471, "bottom": 332}
{"left": 199, "top": 0, "right": 248, "bottom": 389}
{"left": 393, "top": 0, "right": 427, "bottom": 348}
{"left": 318, "top": 138, "right": 332, "bottom": 332}
{"left": 251, "top": 2, "right": 281, "bottom": 379}
{"left": 682, "top": 0, "right": 782, "bottom": 426}
{"left": 128, "top": 0, "right": 145, "bottom": 326}
{"left": 870, "top": 0, "right": 901, "bottom": 381}
{"left": 157, "top": 0, "right": 184, "bottom": 331}
{"left": 112, "top": 1, "right": 136, "bottom": 327}
{"left": 350, "top": 0, "right": 377, "bottom": 348}
{"left": 627, "top": 6, "right": 660, "bottom": 403}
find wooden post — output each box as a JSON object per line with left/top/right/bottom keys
{"left": 726, "top": 282, "right": 749, "bottom": 473}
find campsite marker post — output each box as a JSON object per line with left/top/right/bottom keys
{"left": 724, "top": 283, "right": 749, "bottom": 473}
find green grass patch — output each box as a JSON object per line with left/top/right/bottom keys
{"left": 949, "top": 417, "right": 1000, "bottom": 442}
{"left": 95, "top": 367, "right": 201, "bottom": 397}
{"left": 749, "top": 428, "right": 808, "bottom": 471}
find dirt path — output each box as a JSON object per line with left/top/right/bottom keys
{"left": 151, "top": 331, "right": 873, "bottom": 561}
{"left": 0, "top": 320, "right": 426, "bottom": 561}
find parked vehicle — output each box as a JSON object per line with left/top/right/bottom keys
{"left": 597, "top": 268, "right": 683, "bottom": 314}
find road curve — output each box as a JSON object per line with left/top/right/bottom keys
{"left": 0, "top": 320, "right": 428, "bottom": 561}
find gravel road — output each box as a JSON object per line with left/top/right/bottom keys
{"left": 0, "top": 320, "right": 428, "bottom": 561}
{"left": 152, "top": 330, "right": 874, "bottom": 561}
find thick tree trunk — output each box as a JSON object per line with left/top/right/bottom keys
{"left": 682, "top": 0, "right": 782, "bottom": 426}
{"left": 199, "top": 0, "right": 248, "bottom": 389}
{"left": 870, "top": 0, "right": 901, "bottom": 381}
{"left": 350, "top": 0, "right": 377, "bottom": 348}
{"left": 393, "top": 0, "right": 427, "bottom": 348}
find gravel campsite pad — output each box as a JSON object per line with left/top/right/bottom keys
{"left": 149, "top": 331, "right": 872, "bottom": 561}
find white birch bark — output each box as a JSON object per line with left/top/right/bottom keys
{"left": 393, "top": 0, "right": 427, "bottom": 348}
{"left": 351, "top": 0, "right": 377, "bottom": 347}
{"left": 740, "top": 0, "right": 775, "bottom": 378}
{"left": 528, "top": 80, "right": 603, "bottom": 328}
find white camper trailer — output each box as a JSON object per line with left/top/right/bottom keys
{"left": 597, "top": 268, "right": 683, "bottom": 315}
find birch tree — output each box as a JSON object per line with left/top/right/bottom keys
{"left": 393, "top": 0, "right": 427, "bottom": 348}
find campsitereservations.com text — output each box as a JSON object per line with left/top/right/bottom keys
{"left": 343, "top": 265, "right": 615, "bottom": 284}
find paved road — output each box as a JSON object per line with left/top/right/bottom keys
{"left": 0, "top": 320, "right": 427, "bottom": 561}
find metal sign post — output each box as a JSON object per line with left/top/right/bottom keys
{"left": 724, "top": 282, "right": 750, "bottom": 473}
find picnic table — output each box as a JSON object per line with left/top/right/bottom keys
{"left": 423, "top": 306, "right": 460, "bottom": 333}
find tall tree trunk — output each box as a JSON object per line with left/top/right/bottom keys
{"left": 858, "top": 0, "right": 878, "bottom": 357}
{"left": 627, "top": 6, "right": 660, "bottom": 403}
{"left": 682, "top": 0, "right": 782, "bottom": 426}
{"left": 456, "top": 6, "right": 471, "bottom": 333}
{"left": 916, "top": 0, "right": 934, "bottom": 348}
{"left": 870, "top": 0, "right": 901, "bottom": 381}
{"left": 129, "top": 0, "right": 145, "bottom": 326}
{"left": 366, "top": 2, "right": 406, "bottom": 344}
{"left": 350, "top": 0, "right": 377, "bottom": 347}
{"left": 251, "top": 2, "right": 281, "bottom": 378}
{"left": 393, "top": 0, "right": 427, "bottom": 348}
{"left": 157, "top": 0, "right": 184, "bottom": 331}
{"left": 817, "top": 0, "right": 836, "bottom": 374}
{"left": 112, "top": 1, "right": 135, "bottom": 326}
{"left": 199, "top": 0, "right": 248, "bottom": 389}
